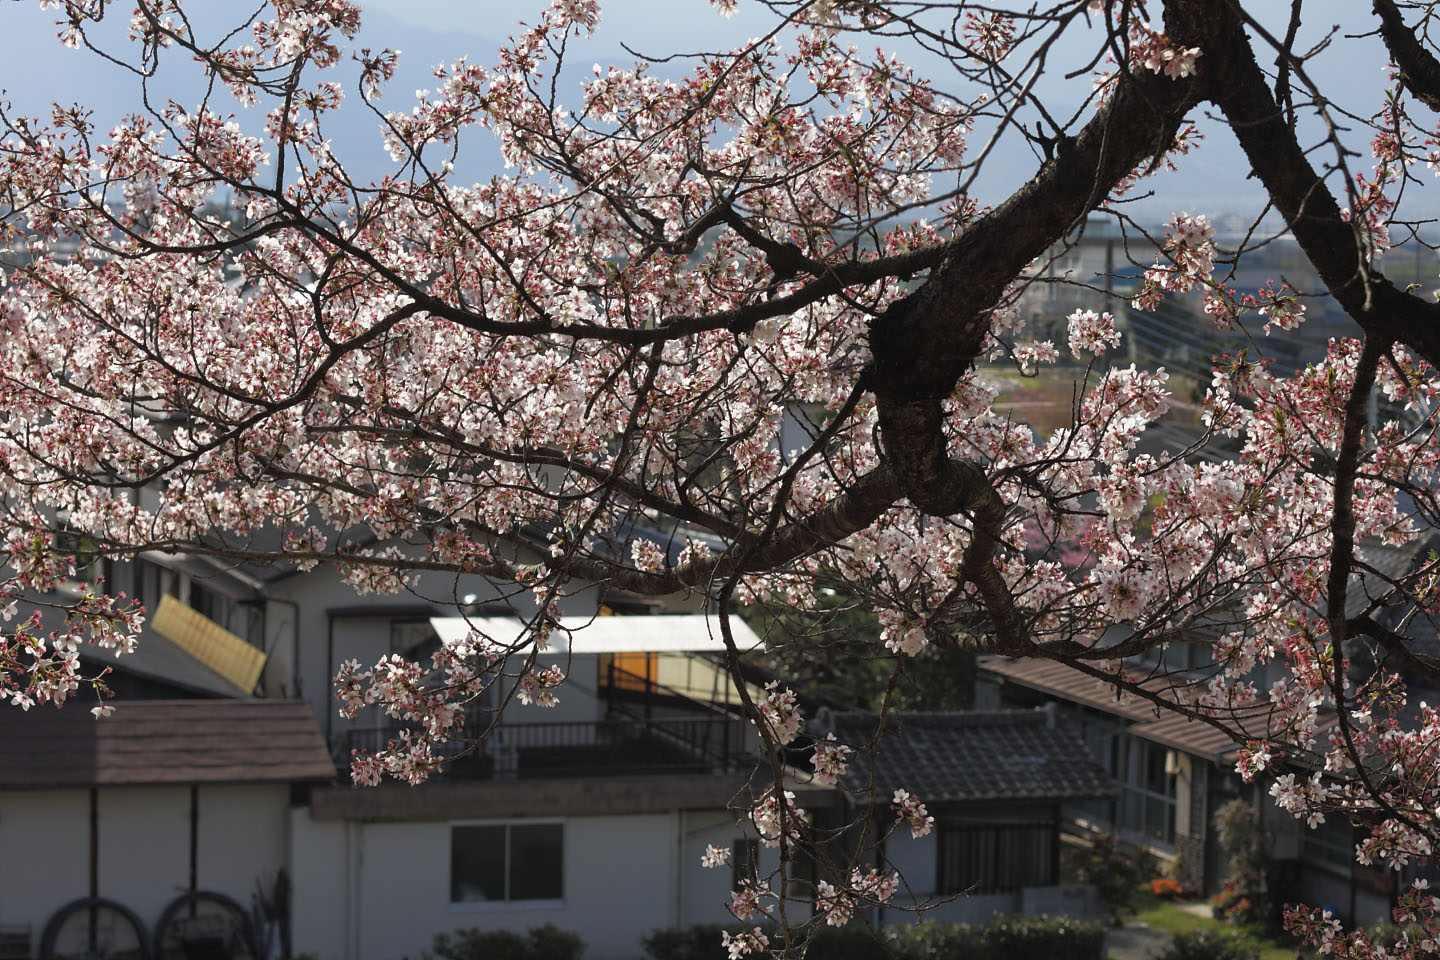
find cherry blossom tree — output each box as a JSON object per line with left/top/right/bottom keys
{"left": 4, "top": 0, "right": 1440, "bottom": 954}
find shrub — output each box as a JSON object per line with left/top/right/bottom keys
{"left": 1062, "top": 834, "right": 1154, "bottom": 925}
{"left": 801, "top": 925, "right": 893, "bottom": 960}
{"left": 886, "top": 921, "right": 981, "bottom": 960}
{"left": 425, "top": 923, "right": 585, "bottom": 960}
{"left": 647, "top": 915, "right": 1104, "bottom": 960}
{"left": 1210, "top": 874, "right": 1266, "bottom": 927}
{"left": 979, "top": 915, "right": 1106, "bottom": 960}
{"left": 640, "top": 925, "right": 732, "bottom": 960}
{"left": 1155, "top": 929, "right": 1260, "bottom": 960}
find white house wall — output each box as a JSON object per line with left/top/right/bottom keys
{"left": 0, "top": 789, "right": 90, "bottom": 946}
{"left": 195, "top": 784, "right": 289, "bottom": 908}
{"left": 290, "top": 808, "right": 348, "bottom": 960}
{"left": 0, "top": 784, "right": 291, "bottom": 957}
{"left": 885, "top": 832, "right": 937, "bottom": 896}
{"left": 97, "top": 786, "right": 191, "bottom": 924}
{"left": 679, "top": 810, "right": 783, "bottom": 928}
{"left": 289, "top": 811, "right": 757, "bottom": 960}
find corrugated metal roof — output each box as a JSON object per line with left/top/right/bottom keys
{"left": 429, "top": 613, "right": 761, "bottom": 654}
{"left": 824, "top": 710, "right": 1117, "bottom": 805}
{"left": 0, "top": 699, "right": 335, "bottom": 788}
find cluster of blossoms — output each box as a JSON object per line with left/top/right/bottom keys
{"left": 962, "top": 10, "right": 1015, "bottom": 61}
{"left": 752, "top": 788, "right": 808, "bottom": 848}
{"left": 1132, "top": 212, "right": 1218, "bottom": 311}
{"left": 720, "top": 928, "right": 768, "bottom": 960}
{"left": 811, "top": 733, "right": 853, "bottom": 786}
{"left": 348, "top": 731, "right": 440, "bottom": 786}
{"left": 1287, "top": 880, "right": 1440, "bottom": 957}
{"left": 630, "top": 539, "right": 666, "bottom": 574}
{"left": 729, "top": 880, "right": 770, "bottom": 921}
{"left": 878, "top": 609, "right": 928, "bottom": 657}
{"left": 700, "top": 844, "right": 730, "bottom": 868}
{"left": 1066, "top": 308, "right": 1122, "bottom": 358}
{"left": 892, "top": 789, "right": 935, "bottom": 839}
{"left": 815, "top": 868, "right": 900, "bottom": 927}
{"left": 1130, "top": 23, "right": 1202, "bottom": 80}
{"left": 757, "top": 682, "right": 803, "bottom": 745}
{"left": 0, "top": 583, "right": 140, "bottom": 716}
{"left": 516, "top": 665, "right": 566, "bottom": 707}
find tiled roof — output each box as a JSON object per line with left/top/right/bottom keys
{"left": 821, "top": 709, "right": 1116, "bottom": 806}
{"left": 0, "top": 699, "right": 336, "bottom": 788}
{"left": 979, "top": 656, "right": 1248, "bottom": 763}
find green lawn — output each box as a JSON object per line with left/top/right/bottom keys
{"left": 1129, "top": 891, "right": 1306, "bottom": 960}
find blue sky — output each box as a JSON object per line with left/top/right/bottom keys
{"left": 0, "top": 0, "right": 1420, "bottom": 221}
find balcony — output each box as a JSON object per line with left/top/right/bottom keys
{"left": 341, "top": 715, "right": 751, "bottom": 780}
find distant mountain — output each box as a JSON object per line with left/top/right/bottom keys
{"left": 3, "top": 0, "right": 1436, "bottom": 224}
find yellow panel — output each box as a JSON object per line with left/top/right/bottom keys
{"left": 150, "top": 594, "right": 266, "bottom": 694}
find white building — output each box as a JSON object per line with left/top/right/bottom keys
{"left": 5, "top": 552, "right": 823, "bottom": 960}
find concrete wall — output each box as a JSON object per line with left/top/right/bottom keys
{"left": 886, "top": 832, "right": 937, "bottom": 897}
{"left": 196, "top": 784, "right": 290, "bottom": 909}
{"left": 0, "top": 789, "right": 91, "bottom": 951}
{"left": 0, "top": 783, "right": 290, "bottom": 957}
{"left": 96, "top": 786, "right": 191, "bottom": 924}
{"left": 291, "top": 808, "right": 348, "bottom": 960}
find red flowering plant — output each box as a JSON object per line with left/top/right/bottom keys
{"left": 1151, "top": 877, "right": 1187, "bottom": 900}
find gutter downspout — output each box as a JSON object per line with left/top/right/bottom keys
{"left": 265, "top": 597, "right": 300, "bottom": 698}
{"left": 326, "top": 614, "right": 336, "bottom": 745}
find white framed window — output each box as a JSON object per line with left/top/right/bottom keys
{"left": 450, "top": 821, "right": 564, "bottom": 904}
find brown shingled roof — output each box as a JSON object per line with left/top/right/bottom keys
{"left": 979, "top": 656, "right": 1250, "bottom": 763}
{"left": 0, "top": 699, "right": 336, "bottom": 788}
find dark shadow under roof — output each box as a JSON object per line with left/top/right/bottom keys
{"left": 822, "top": 709, "right": 1116, "bottom": 806}
{"left": 78, "top": 629, "right": 249, "bottom": 699}
{"left": 0, "top": 699, "right": 335, "bottom": 788}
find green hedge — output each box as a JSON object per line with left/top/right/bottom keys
{"left": 977, "top": 915, "right": 1106, "bottom": 960}
{"left": 1155, "top": 929, "right": 1260, "bottom": 960}
{"left": 643, "top": 915, "right": 1105, "bottom": 960}
{"left": 422, "top": 923, "right": 585, "bottom": 960}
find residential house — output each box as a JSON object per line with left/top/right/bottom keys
{"left": 977, "top": 648, "right": 1410, "bottom": 926}
{"left": 5, "top": 537, "right": 833, "bottom": 960}
{"left": 816, "top": 708, "right": 1115, "bottom": 925}
{"left": 0, "top": 699, "right": 335, "bottom": 960}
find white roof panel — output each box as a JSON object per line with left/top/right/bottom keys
{"left": 429, "top": 613, "right": 763, "bottom": 655}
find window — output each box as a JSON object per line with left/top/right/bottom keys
{"left": 1120, "top": 741, "right": 1177, "bottom": 845}
{"left": 451, "top": 823, "right": 563, "bottom": 903}
{"left": 938, "top": 821, "right": 1055, "bottom": 894}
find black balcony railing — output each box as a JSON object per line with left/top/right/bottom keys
{"left": 341, "top": 715, "right": 749, "bottom": 780}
